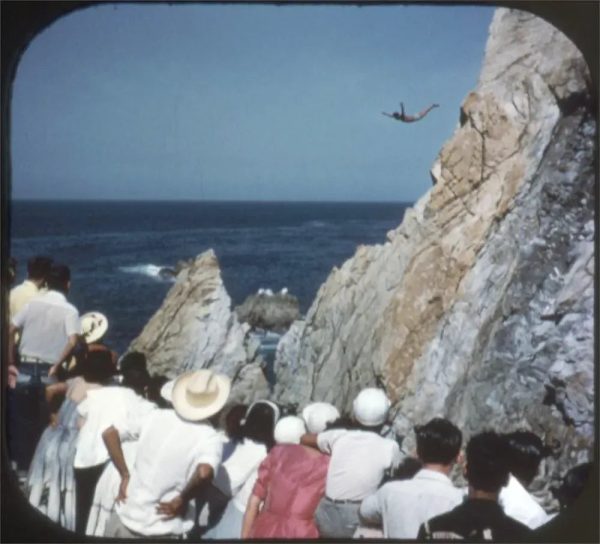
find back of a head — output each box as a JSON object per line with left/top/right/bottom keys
{"left": 224, "top": 404, "right": 249, "bottom": 441}
{"left": 415, "top": 418, "right": 462, "bottom": 465}
{"left": 504, "top": 430, "right": 548, "bottom": 486}
{"left": 395, "top": 456, "right": 424, "bottom": 480}
{"left": 120, "top": 351, "right": 147, "bottom": 375}
{"left": 146, "top": 374, "right": 170, "bottom": 407}
{"left": 352, "top": 388, "right": 390, "bottom": 428}
{"left": 27, "top": 256, "right": 53, "bottom": 281}
{"left": 553, "top": 462, "right": 592, "bottom": 510}
{"left": 46, "top": 263, "right": 70, "bottom": 293}
{"left": 242, "top": 400, "right": 278, "bottom": 448}
{"left": 274, "top": 416, "right": 306, "bottom": 445}
{"left": 302, "top": 402, "right": 340, "bottom": 434}
{"left": 80, "top": 349, "right": 116, "bottom": 384}
{"left": 325, "top": 415, "right": 355, "bottom": 431}
{"left": 466, "top": 431, "right": 510, "bottom": 493}
{"left": 120, "top": 352, "right": 150, "bottom": 396}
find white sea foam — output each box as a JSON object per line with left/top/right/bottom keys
{"left": 119, "top": 264, "right": 175, "bottom": 281}
{"left": 304, "top": 220, "right": 328, "bottom": 228}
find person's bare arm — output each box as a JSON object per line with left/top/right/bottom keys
{"left": 241, "top": 494, "right": 262, "bottom": 539}
{"left": 102, "top": 425, "right": 130, "bottom": 502}
{"left": 7, "top": 324, "right": 21, "bottom": 388}
{"left": 45, "top": 382, "right": 68, "bottom": 404}
{"left": 156, "top": 463, "right": 214, "bottom": 519}
{"left": 49, "top": 334, "right": 80, "bottom": 377}
{"left": 7, "top": 324, "right": 20, "bottom": 368}
{"left": 300, "top": 432, "right": 319, "bottom": 449}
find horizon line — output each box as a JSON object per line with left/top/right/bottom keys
{"left": 11, "top": 197, "right": 415, "bottom": 205}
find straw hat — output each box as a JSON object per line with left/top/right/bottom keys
{"left": 302, "top": 402, "right": 340, "bottom": 434}
{"left": 352, "top": 388, "right": 390, "bottom": 427}
{"left": 274, "top": 416, "right": 306, "bottom": 445}
{"left": 171, "top": 369, "right": 231, "bottom": 422}
{"left": 81, "top": 312, "right": 108, "bottom": 344}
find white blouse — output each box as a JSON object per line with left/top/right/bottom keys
{"left": 74, "top": 386, "right": 156, "bottom": 469}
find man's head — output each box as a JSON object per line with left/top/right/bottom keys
{"left": 171, "top": 369, "right": 231, "bottom": 423}
{"left": 78, "top": 349, "right": 116, "bottom": 385}
{"left": 27, "top": 256, "right": 53, "bottom": 283}
{"left": 504, "top": 430, "right": 549, "bottom": 487}
{"left": 46, "top": 263, "right": 70, "bottom": 294}
{"left": 415, "top": 418, "right": 462, "bottom": 466}
{"left": 465, "top": 431, "right": 510, "bottom": 494}
{"left": 352, "top": 388, "right": 390, "bottom": 430}
{"left": 120, "top": 351, "right": 151, "bottom": 396}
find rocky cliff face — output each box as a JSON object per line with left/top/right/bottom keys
{"left": 272, "top": 8, "right": 594, "bottom": 505}
{"left": 128, "top": 250, "right": 270, "bottom": 404}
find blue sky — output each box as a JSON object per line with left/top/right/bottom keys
{"left": 11, "top": 3, "right": 494, "bottom": 202}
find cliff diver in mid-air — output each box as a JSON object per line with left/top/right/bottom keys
{"left": 382, "top": 102, "right": 439, "bottom": 123}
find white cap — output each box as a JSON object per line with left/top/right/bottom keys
{"left": 274, "top": 416, "right": 306, "bottom": 445}
{"left": 302, "top": 402, "right": 340, "bottom": 434}
{"left": 352, "top": 388, "right": 390, "bottom": 427}
{"left": 160, "top": 379, "right": 175, "bottom": 403}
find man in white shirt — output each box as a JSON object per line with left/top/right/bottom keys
{"left": 359, "top": 417, "right": 464, "bottom": 538}
{"left": 7, "top": 264, "right": 81, "bottom": 471}
{"left": 300, "top": 388, "right": 401, "bottom": 538}
{"left": 499, "top": 430, "right": 552, "bottom": 528}
{"left": 7, "top": 256, "right": 53, "bottom": 388}
{"left": 9, "top": 255, "right": 53, "bottom": 318}
{"left": 102, "top": 369, "right": 231, "bottom": 539}
{"left": 9, "top": 264, "right": 81, "bottom": 379}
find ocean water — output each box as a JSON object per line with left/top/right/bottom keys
{"left": 10, "top": 200, "right": 410, "bottom": 354}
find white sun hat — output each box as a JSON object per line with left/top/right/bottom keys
{"left": 274, "top": 416, "right": 307, "bottom": 445}
{"left": 302, "top": 402, "right": 340, "bottom": 434}
{"left": 160, "top": 379, "right": 176, "bottom": 403}
{"left": 352, "top": 388, "right": 391, "bottom": 427}
{"left": 80, "top": 312, "right": 108, "bottom": 344}
{"left": 171, "top": 369, "right": 231, "bottom": 422}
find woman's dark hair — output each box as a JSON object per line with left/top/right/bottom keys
{"left": 120, "top": 351, "right": 147, "bottom": 374}
{"left": 241, "top": 401, "right": 277, "bottom": 449}
{"left": 415, "top": 418, "right": 462, "bottom": 465}
{"left": 395, "top": 456, "right": 424, "bottom": 480}
{"left": 325, "top": 415, "right": 358, "bottom": 431}
{"left": 79, "top": 350, "right": 116, "bottom": 384}
{"left": 466, "top": 431, "right": 510, "bottom": 493}
{"left": 224, "top": 404, "right": 249, "bottom": 441}
{"left": 381, "top": 456, "right": 423, "bottom": 485}
{"left": 504, "top": 430, "right": 549, "bottom": 486}
{"left": 552, "top": 462, "right": 592, "bottom": 510}
{"left": 146, "top": 374, "right": 169, "bottom": 408}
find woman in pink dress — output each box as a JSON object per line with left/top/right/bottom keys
{"left": 242, "top": 408, "right": 337, "bottom": 539}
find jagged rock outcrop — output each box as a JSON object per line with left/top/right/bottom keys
{"left": 235, "top": 292, "right": 300, "bottom": 332}
{"left": 272, "top": 7, "right": 594, "bottom": 507}
{"left": 128, "top": 250, "right": 270, "bottom": 404}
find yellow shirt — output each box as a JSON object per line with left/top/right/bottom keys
{"left": 9, "top": 279, "right": 41, "bottom": 319}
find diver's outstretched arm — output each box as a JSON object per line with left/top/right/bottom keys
{"left": 382, "top": 112, "right": 395, "bottom": 118}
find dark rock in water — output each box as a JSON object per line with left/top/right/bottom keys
{"left": 235, "top": 293, "right": 301, "bottom": 332}
{"left": 158, "top": 267, "right": 177, "bottom": 280}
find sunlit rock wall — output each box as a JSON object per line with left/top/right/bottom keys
{"left": 272, "top": 7, "right": 594, "bottom": 504}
